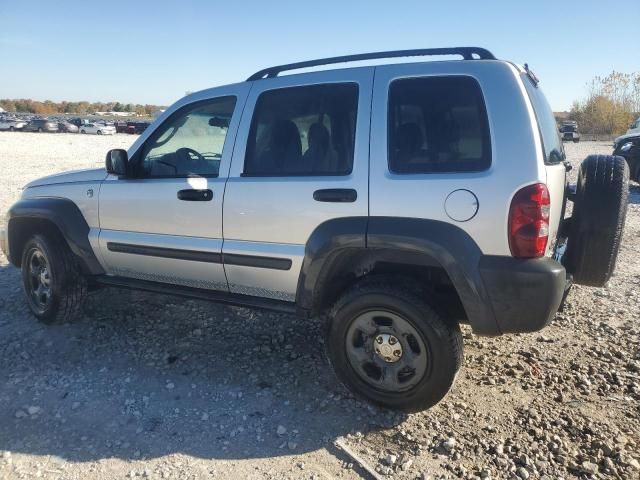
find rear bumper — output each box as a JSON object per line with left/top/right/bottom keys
{"left": 478, "top": 256, "right": 567, "bottom": 334}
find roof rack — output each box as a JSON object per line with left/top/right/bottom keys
{"left": 247, "top": 47, "right": 496, "bottom": 81}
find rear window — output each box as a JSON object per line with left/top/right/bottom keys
{"left": 388, "top": 76, "right": 491, "bottom": 174}
{"left": 522, "top": 75, "right": 565, "bottom": 164}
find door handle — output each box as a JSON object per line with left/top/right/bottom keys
{"left": 177, "top": 189, "right": 213, "bottom": 201}
{"left": 313, "top": 188, "right": 357, "bottom": 203}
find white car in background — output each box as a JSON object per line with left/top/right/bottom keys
{"left": 79, "top": 123, "right": 116, "bottom": 135}
{"left": 0, "top": 119, "right": 27, "bottom": 131}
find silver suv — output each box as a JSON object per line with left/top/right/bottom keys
{"left": 1, "top": 48, "right": 630, "bottom": 412}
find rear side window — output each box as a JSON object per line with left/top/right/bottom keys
{"left": 522, "top": 76, "right": 565, "bottom": 164}
{"left": 244, "top": 83, "right": 358, "bottom": 176}
{"left": 388, "top": 76, "right": 491, "bottom": 174}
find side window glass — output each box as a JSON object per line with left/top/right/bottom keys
{"left": 388, "top": 76, "right": 491, "bottom": 174}
{"left": 244, "top": 83, "right": 358, "bottom": 176}
{"left": 140, "top": 96, "right": 236, "bottom": 178}
{"left": 522, "top": 77, "right": 565, "bottom": 164}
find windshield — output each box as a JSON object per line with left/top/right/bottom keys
{"left": 561, "top": 125, "right": 577, "bottom": 133}
{"left": 522, "top": 74, "right": 565, "bottom": 164}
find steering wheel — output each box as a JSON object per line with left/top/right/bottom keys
{"left": 176, "top": 147, "right": 206, "bottom": 164}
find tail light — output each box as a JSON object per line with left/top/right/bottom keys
{"left": 508, "top": 183, "right": 550, "bottom": 258}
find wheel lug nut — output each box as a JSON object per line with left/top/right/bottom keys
{"left": 389, "top": 337, "right": 397, "bottom": 345}
{"left": 394, "top": 351, "right": 401, "bottom": 357}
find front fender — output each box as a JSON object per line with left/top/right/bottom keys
{"left": 7, "top": 197, "right": 104, "bottom": 275}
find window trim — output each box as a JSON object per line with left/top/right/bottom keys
{"left": 386, "top": 74, "right": 492, "bottom": 175}
{"left": 241, "top": 82, "right": 359, "bottom": 178}
{"left": 130, "top": 95, "right": 237, "bottom": 180}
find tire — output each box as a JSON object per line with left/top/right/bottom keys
{"left": 564, "top": 154, "right": 629, "bottom": 287}
{"left": 573, "top": 139, "right": 580, "bottom": 143}
{"left": 20, "top": 233, "right": 87, "bottom": 324}
{"left": 9, "top": 126, "right": 14, "bottom": 131}
{"left": 38, "top": 127, "right": 43, "bottom": 133}
{"left": 80, "top": 130, "right": 85, "bottom": 134}
{"left": 325, "top": 277, "right": 463, "bottom": 412}
{"left": 97, "top": 130, "right": 102, "bottom": 135}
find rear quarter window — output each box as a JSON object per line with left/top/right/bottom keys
{"left": 388, "top": 76, "right": 491, "bottom": 174}
{"left": 522, "top": 75, "right": 565, "bottom": 164}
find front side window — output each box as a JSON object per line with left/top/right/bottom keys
{"left": 244, "top": 83, "right": 358, "bottom": 176}
{"left": 388, "top": 76, "right": 491, "bottom": 174}
{"left": 139, "top": 96, "right": 236, "bottom": 178}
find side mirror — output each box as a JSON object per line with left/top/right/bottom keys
{"left": 105, "top": 149, "right": 129, "bottom": 176}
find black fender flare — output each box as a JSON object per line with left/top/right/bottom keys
{"left": 296, "top": 217, "right": 499, "bottom": 335}
{"left": 7, "top": 197, "right": 104, "bottom": 275}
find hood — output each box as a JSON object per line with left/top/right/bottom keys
{"left": 614, "top": 132, "right": 640, "bottom": 146}
{"left": 25, "top": 168, "right": 108, "bottom": 188}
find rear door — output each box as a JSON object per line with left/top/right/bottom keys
{"left": 222, "top": 69, "right": 373, "bottom": 301}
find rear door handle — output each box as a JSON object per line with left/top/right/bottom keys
{"left": 313, "top": 188, "right": 357, "bottom": 203}
{"left": 177, "top": 189, "right": 213, "bottom": 201}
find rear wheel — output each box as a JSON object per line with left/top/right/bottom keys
{"left": 20, "top": 234, "right": 87, "bottom": 324}
{"left": 564, "top": 155, "right": 629, "bottom": 286}
{"left": 80, "top": 130, "right": 86, "bottom": 134}
{"left": 9, "top": 126, "right": 14, "bottom": 131}
{"left": 38, "top": 127, "right": 43, "bottom": 132}
{"left": 325, "top": 278, "right": 462, "bottom": 412}
{"left": 97, "top": 130, "right": 102, "bottom": 135}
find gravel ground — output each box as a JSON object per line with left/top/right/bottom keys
{"left": 0, "top": 132, "right": 638, "bottom": 480}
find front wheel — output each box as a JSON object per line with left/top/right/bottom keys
{"left": 97, "top": 130, "right": 102, "bottom": 135}
{"left": 9, "top": 126, "right": 14, "bottom": 131}
{"left": 325, "top": 278, "right": 463, "bottom": 412}
{"left": 80, "top": 130, "right": 85, "bottom": 134}
{"left": 21, "top": 234, "right": 87, "bottom": 324}
{"left": 38, "top": 127, "right": 43, "bottom": 132}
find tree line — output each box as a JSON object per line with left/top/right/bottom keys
{"left": 568, "top": 71, "right": 640, "bottom": 135}
{"left": 0, "top": 99, "right": 165, "bottom": 116}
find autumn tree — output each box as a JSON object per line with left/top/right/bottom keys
{"left": 569, "top": 71, "right": 639, "bottom": 135}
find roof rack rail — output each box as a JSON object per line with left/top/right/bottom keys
{"left": 247, "top": 47, "right": 496, "bottom": 81}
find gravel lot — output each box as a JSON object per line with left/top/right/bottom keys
{"left": 0, "top": 132, "right": 639, "bottom": 480}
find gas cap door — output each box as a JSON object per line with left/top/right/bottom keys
{"left": 445, "top": 189, "right": 478, "bottom": 222}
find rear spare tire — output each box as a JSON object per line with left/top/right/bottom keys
{"left": 564, "top": 154, "right": 629, "bottom": 286}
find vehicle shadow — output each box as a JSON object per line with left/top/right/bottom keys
{"left": 628, "top": 183, "right": 640, "bottom": 204}
{"left": 0, "top": 262, "right": 406, "bottom": 463}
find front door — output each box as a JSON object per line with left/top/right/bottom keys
{"left": 222, "top": 69, "right": 373, "bottom": 301}
{"left": 97, "top": 85, "right": 249, "bottom": 290}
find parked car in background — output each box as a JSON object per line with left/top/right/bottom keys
{"left": 126, "top": 121, "right": 151, "bottom": 134}
{"left": 559, "top": 121, "right": 580, "bottom": 143}
{"left": 626, "top": 117, "right": 640, "bottom": 136}
{"left": 115, "top": 121, "right": 129, "bottom": 133}
{"left": 23, "top": 119, "right": 59, "bottom": 133}
{"left": 57, "top": 121, "right": 79, "bottom": 133}
{"left": 614, "top": 117, "right": 640, "bottom": 149}
{"left": 613, "top": 133, "right": 640, "bottom": 182}
{"left": 0, "top": 119, "right": 27, "bottom": 131}
{"left": 79, "top": 123, "right": 116, "bottom": 135}
{"left": 69, "top": 118, "right": 89, "bottom": 128}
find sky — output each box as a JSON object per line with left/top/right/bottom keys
{"left": 1, "top": 1, "right": 638, "bottom": 111}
